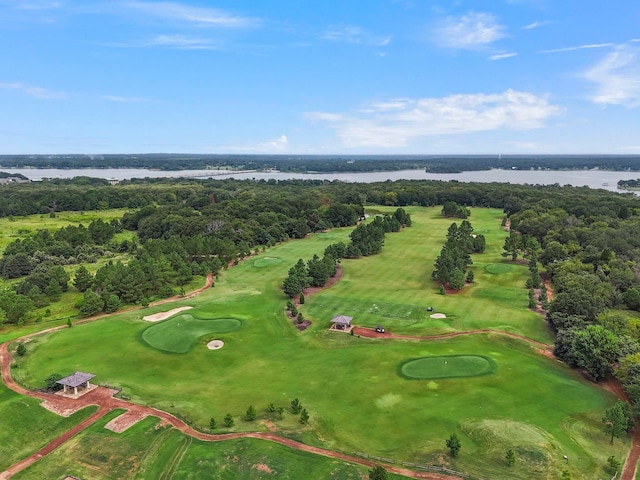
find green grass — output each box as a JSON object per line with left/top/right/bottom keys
{"left": 0, "top": 382, "right": 97, "bottom": 471}
{"left": 13, "top": 412, "right": 405, "bottom": 480}
{"left": 12, "top": 206, "right": 630, "bottom": 479}
{"left": 141, "top": 315, "right": 242, "bottom": 353}
{"left": 399, "top": 355, "right": 495, "bottom": 379}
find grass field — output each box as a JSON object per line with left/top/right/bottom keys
{"left": 13, "top": 412, "right": 404, "bottom": 480}
{"left": 0, "top": 382, "right": 96, "bottom": 471}
{"left": 10, "top": 206, "right": 630, "bottom": 479}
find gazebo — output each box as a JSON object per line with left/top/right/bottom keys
{"left": 330, "top": 315, "right": 353, "bottom": 332}
{"left": 56, "top": 371, "right": 95, "bottom": 396}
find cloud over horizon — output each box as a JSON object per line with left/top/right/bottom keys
{"left": 307, "top": 90, "right": 562, "bottom": 148}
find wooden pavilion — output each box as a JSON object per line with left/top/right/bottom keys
{"left": 56, "top": 371, "right": 95, "bottom": 396}
{"left": 330, "top": 315, "right": 353, "bottom": 333}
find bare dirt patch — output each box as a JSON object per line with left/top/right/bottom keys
{"left": 253, "top": 463, "right": 273, "bottom": 473}
{"left": 429, "top": 313, "right": 447, "bottom": 319}
{"left": 40, "top": 399, "right": 87, "bottom": 417}
{"left": 105, "top": 410, "right": 150, "bottom": 433}
{"left": 143, "top": 306, "right": 193, "bottom": 322}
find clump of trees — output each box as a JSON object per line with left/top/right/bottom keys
{"left": 442, "top": 201, "right": 470, "bottom": 218}
{"left": 432, "top": 220, "right": 485, "bottom": 291}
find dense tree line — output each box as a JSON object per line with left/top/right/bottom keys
{"left": 503, "top": 197, "right": 640, "bottom": 419}
{"left": 2, "top": 154, "right": 640, "bottom": 173}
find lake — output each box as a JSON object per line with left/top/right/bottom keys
{"left": 3, "top": 167, "right": 638, "bottom": 193}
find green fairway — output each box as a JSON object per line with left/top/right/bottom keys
{"left": 13, "top": 207, "right": 630, "bottom": 479}
{"left": 400, "top": 355, "right": 495, "bottom": 379}
{"left": 142, "top": 315, "right": 242, "bottom": 353}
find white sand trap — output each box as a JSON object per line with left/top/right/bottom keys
{"left": 143, "top": 306, "right": 192, "bottom": 322}
{"left": 430, "top": 313, "right": 447, "bottom": 319}
{"left": 207, "top": 340, "right": 224, "bottom": 350}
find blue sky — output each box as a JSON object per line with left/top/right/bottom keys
{"left": 1, "top": 0, "right": 639, "bottom": 154}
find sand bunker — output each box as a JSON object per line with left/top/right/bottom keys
{"left": 143, "top": 306, "right": 192, "bottom": 322}
{"left": 430, "top": 313, "right": 447, "bottom": 319}
{"left": 207, "top": 340, "right": 224, "bottom": 350}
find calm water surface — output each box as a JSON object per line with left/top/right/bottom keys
{"left": 4, "top": 167, "right": 638, "bottom": 193}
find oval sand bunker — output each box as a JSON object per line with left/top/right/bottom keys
{"left": 207, "top": 340, "right": 224, "bottom": 350}
{"left": 430, "top": 313, "right": 447, "bottom": 319}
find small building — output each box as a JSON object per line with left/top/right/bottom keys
{"left": 56, "top": 371, "right": 95, "bottom": 396}
{"left": 330, "top": 315, "right": 353, "bottom": 333}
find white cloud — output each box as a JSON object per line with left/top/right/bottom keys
{"left": 584, "top": 45, "right": 640, "bottom": 107}
{"left": 433, "top": 12, "right": 506, "bottom": 50}
{"left": 523, "top": 20, "right": 551, "bottom": 30}
{"left": 306, "top": 90, "right": 562, "bottom": 148}
{"left": 540, "top": 43, "right": 614, "bottom": 54}
{"left": 490, "top": 52, "right": 517, "bottom": 60}
{"left": 321, "top": 26, "right": 391, "bottom": 47}
{"left": 120, "top": 1, "right": 257, "bottom": 28}
{"left": 0, "top": 82, "right": 65, "bottom": 99}
{"left": 265, "top": 134, "right": 288, "bottom": 150}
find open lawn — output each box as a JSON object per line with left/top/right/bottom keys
{"left": 12, "top": 207, "right": 630, "bottom": 479}
{"left": 0, "top": 382, "right": 96, "bottom": 471}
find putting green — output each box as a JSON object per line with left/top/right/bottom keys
{"left": 142, "top": 315, "right": 242, "bottom": 354}
{"left": 253, "top": 257, "right": 282, "bottom": 268}
{"left": 484, "top": 263, "right": 512, "bottom": 274}
{"left": 400, "top": 355, "right": 495, "bottom": 380}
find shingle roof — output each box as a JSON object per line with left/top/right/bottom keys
{"left": 56, "top": 372, "right": 95, "bottom": 388}
{"left": 331, "top": 315, "right": 353, "bottom": 325}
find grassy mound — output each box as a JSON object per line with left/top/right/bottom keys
{"left": 400, "top": 355, "right": 495, "bottom": 380}
{"left": 142, "top": 315, "right": 241, "bottom": 353}
{"left": 253, "top": 257, "right": 282, "bottom": 268}
{"left": 485, "top": 263, "right": 512, "bottom": 274}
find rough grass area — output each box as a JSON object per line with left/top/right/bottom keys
{"left": 13, "top": 413, "right": 405, "bottom": 480}
{"left": 141, "top": 315, "right": 242, "bottom": 353}
{"left": 399, "top": 355, "right": 495, "bottom": 380}
{"left": 0, "top": 383, "right": 97, "bottom": 471}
